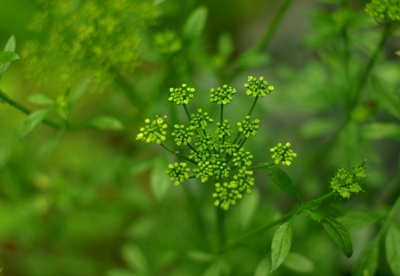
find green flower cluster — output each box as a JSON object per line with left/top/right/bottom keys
{"left": 270, "top": 142, "right": 297, "bottom": 166}
{"left": 365, "top": 0, "right": 400, "bottom": 23}
{"left": 330, "top": 163, "right": 367, "bottom": 199}
{"left": 137, "top": 76, "right": 282, "bottom": 210}
{"left": 22, "top": 0, "right": 158, "bottom": 89}
{"left": 136, "top": 116, "right": 167, "bottom": 144}
{"left": 244, "top": 76, "right": 274, "bottom": 98}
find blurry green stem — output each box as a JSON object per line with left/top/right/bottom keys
{"left": 249, "top": 162, "right": 274, "bottom": 170}
{"left": 159, "top": 143, "right": 197, "bottom": 165}
{"left": 252, "top": 0, "right": 294, "bottom": 53}
{"left": 0, "top": 89, "right": 90, "bottom": 130}
{"left": 247, "top": 96, "right": 258, "bottom": 117}
{"left": 216, "top": 207, "right": 226, "bottom": 251}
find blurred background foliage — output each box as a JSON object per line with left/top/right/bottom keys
{"left": 0, "top": 0, "right": 399, "bottom": 275}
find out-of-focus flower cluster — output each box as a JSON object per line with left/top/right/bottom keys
{"left": 137, "top": 76, "right": 285, "bottom": 210}
{"left": 22, "top": 0, "right": 158, "bottom": 89}
{"left": 365, "top": 0, "right": 400, "bottom": 23}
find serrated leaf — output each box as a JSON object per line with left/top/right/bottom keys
{"left": 271, "top": 220, "right": 293, "bottom": 272}
{"left": 150, "top": 155, "right": 171, "bottom": 202}
{"left": 352, "top": 239, "right": 379, "bottom": 276}
{"left": 385, "top": 224, "right": 400, "bottom": 276}
{"left": 121, "top": 242, "right": 149, "bottom": 274}
{"left": 183, "top": 7, "right": 208, "bottom": 40}
{"left": 320, "top": 216, "right": 353, "bottom": 257}
{"left": 90, "top": 116, "right": 123, "bottom": 131}
{"left": 282, "top": 252, "right": 315, "bottom": 273}
{"left": 28, "top": 93, "right": 54, "bottom": 105}
{"left": 17, "top": 109, "right": 49, "bottom": 138}
{"left": 264, "top": 166, "right": 298, "bottom": 197}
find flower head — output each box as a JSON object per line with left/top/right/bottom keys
{"left": 365, "top": 0, "right": 400, "bottom": 23}
{"left": 237, "top": 116, "right": 260, "bottom": 138}
{"left": 171, "top": 124, "right": 195, "bottom": 146}
{"left": 270, "top": 142, "right": 297, "bottom": 166}
{"left": 166, "top": 162, "right": 190, "bottom": 185}
{"left": 136, "top": 116, "right": 168, "bottom": 144}
{"left": 190, "top": 109, "right": 214, "bottom": 130}
{"left": 210, "top": 84, "right": 236, "bottom": 105}
{"left": 244, "top": 76, "right": 274, "bottom": 98}
{"left": 168, "top": 84, "right": 195, "bottom": 105}
{"left": 330, "top": 163, "right": 367, "bottom": 199}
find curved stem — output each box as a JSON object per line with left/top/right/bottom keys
{"left": 159, "top": 143, "right": 197, "bottom": 165}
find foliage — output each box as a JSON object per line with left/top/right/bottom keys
{"left": 0, "top": 0, "right": 400, "bottom": 275}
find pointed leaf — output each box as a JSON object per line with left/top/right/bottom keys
{"left": 352, "top": 239, "right": 379, "bottom": 276}
{"left": 69, "top": 77, "right": 91, "bottom": 106}
{"left": 121, "top": 242, "right": 149, "bottom": 274}
{"left": 183, "top": 7, "right": 208, "bottom": 40}
{"left": 0, "top": 36, "right": 18, "bottom": 77}
{"left": 28, "top": 93, "right": 54, "bottom": 105}
{"left": 17, "top": 109, "right": 49, "bottom": 138}
{"left": 264, "top": 166, "right": 299, "bottom": 197}
{"left": 337, "top": 210, "right": 380, "bottom": 233}
{"left": 282, "top": 252, "right": 315, "bottom": 273}
{"left": 320, "top": 216, "right": 353, "bottom": 257}
{"left": 0, "top": 51, "right": 19, "bottom": 65}
{"left": 90, "top": 116, "right": 123, "bottom": 130}
{"left": 4, "top": 35, "right": 16, "bottom": 52}
{"left": 254, "top": 256, "right": 271, "bottom": 276}
{"left": 150, "top": 155, "right": 171, "bottom": 202}
{"left": 271, "top": 220, "right": 293, "bottom": 271}
{"left": 385, "top": 224, "right": 400, "bottom": 276}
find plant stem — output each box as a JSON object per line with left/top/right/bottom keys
{"left": 216, "top": 207, "right": 226, "bottom": 250}
{"left": 0, "top": 89, "right": 90, "bottom": 130}
{"left": 249, "top": 162, "right": 274, "bottom": 170}
{"left": 159, "top": 143, "right": 197, "bottom": 165}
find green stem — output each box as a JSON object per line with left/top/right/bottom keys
{"left": 216, "top": 207, "right": 226, "bottom": 251}
{"left": 247, "top": 96, "right": 258, "bottom": 117}
{"left": 249, "top": 162, "right": 274, "bottom": 170}
{"left": 183, "top": 104, "right": 191, "bottom": 121}
{"left": 253, "top": 0, "right": 294, "bottom": 53}
{"left": 159, "top": 143, "right": 197, "bottom": 165}
{"left": 0, "top": 89, "right": 94, "bottom": 130}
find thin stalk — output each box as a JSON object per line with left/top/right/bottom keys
{"left": 183, "top": 104, "right": 191, "bottom": 121}
{"left": 216, "top": 207, "right": 226, "bottom": 251}
{"left": 247, "top": 96, "right": 258, "bottom": 117}
{"left": 249, "top": 162, "right": 274, "bottom": 170}
{"left": 160, "top": 143, "right": 197, "bottom": 164}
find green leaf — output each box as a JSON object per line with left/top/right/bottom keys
{"left": 187, "top": 250, "right": 217, "bottom": 263}
{"left": 271, "top": 220, "right": 293, "bottom": 272}
{"left": 352, "top": 239, "right": 379, "bottom": 276}
{"left": 183, "top": 7, "right": 208, "bottom": 40}
{"left": 320, "top": 216, "right": 353, "bottom": 257}
{"left": 254, "top": 256, "right": 271, "bottom": 276}
{"left": 337, "top": 210, "right": 381, "bottom": 233}
{"left": 150, "top": 155, "right": 171, "bottom": 202}
{"left": 121, "top": 242, "right": 149, "bottom": 274}
{"left": 236, "top": 50, "right": 269, "bottom": 69}
{"left": 304, "top": 208, "right": 322, "bottom": 221}
{"left": 0, "top": 51, "right": 19, "bottom": 65}
{"left": 371, "top": 77, "right": 400, "bottom": 119}
{"left": 238, "top": 189, "right": 260, "bottom": 229}
{"left": 396, "top": 50, "right": 400, "bottom": 56}
{"left": 264, "top": 166, "right": 299, "bottom": 197}
{"left": 17, "top": 109, "right": 49, "bottom": 138}
{"left": 69, "top": 77, "right": 91, "bottom": 107}
{"left": 385, "top": 224, "right": 400, "bottom": 276}
{"left": 28, "top": 93, "right": 54, "bottom": 105}
{"left": 90, "top": 116, "right": 123, "bottom": 131}
{"left": 282, "top": 252, "right": 315, "bottom": 273}
{"left": 363, "top": 123, "right": 400, "bottom": 141}
{"left": 106, "top": 269, "right": 139, "bottom": 276}
{"left": 3, "top": 35, "right": 16, "bottom": 52}
{"left": 218, "top": 33, "right": 233, "bottom": 60}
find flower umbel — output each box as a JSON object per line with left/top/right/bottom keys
{"left": 270, "top": 142, "right": 297, "bottom": 166}
{"left": 166, "top": 162, "right": 190, "bottom": 185}
{"left": 168, "top": 84, "right": 195, "bottom": 105}
{"left": 330, "top": 162, "right": 367, "bottom": 199}
{"left": 365, "top": 0, "right": 400, "bottom": 23}
{"left": 244, "top": 76, "right": 274, "bottom": 98}
{"left": 210, "top": 85, "right": 236, "bottom": 105}
{"left": 136, "top": 116, "right": 168, "bottom": 144}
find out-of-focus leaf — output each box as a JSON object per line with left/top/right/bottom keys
{"left": 282, "top": 252, "right": 315, "bottom": 273}
{"left": 204, "top": 259, "right": 228, "bottom": 276}
{"left": 69, "top": 77, "right": 91, "bottom": 106}
{"left": 238, "top": 189, "right": 260, "bottom": 229}
{"left": 396, "top": 50, "right": 400, "bottom": 56}
{"left": 300, "top": 118, "right": 336, "bottom": 138}
{"left": 187, "top": 250, "right": 217, "bottom": 263}
{"left": 385, "top": 224, "right": 400, "bottom": 276}
{"left": 371, "top": 77, "right": 400, "bottom": 119}
{"left": 363, "top": 123, "right": 400, "bottom": 141}
{"left": 17, "top": 109, "right": 49, "bottom": 138}
{"left": 352, "top": 239, "right": 379, "bottom": 276}
{"left": 320, "top": 216, "right": 353, "bottom": 257}
{"left": 106, "top": 269, "right": 139, "bottom": 276}
{"left": 236, "top": 50, "right": 269, "bottom": 69}
{"left": 254, "top": 256, "right": 271, "bottom": 276}
{"left": 0, "top": 51, "right": 19, "bottom": 65}
{"left": 337, "top": 210, "right": 381, "bottom": 233}
{"left": 150, "top": 155, "right": 171, "bottom": 202}
{"left": 28, "top": 93, "right": 54, "bottom": 105}
{"left": 264, "top": 166, "right": 299, "bottom": 197}
{"left": 121, "top": 242, "right": 149, "bottom": 274}
{"left": 90, "top": 116, "right": 123, "bottom": 130}
{"left": 0, "top": 36, "right": 18, "bottom": 77}
{"left": 271, "top": 220, "right": 293, "bottom": 271}
{"left": 183, "top": 7, "right": 208, "bottom": 40}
